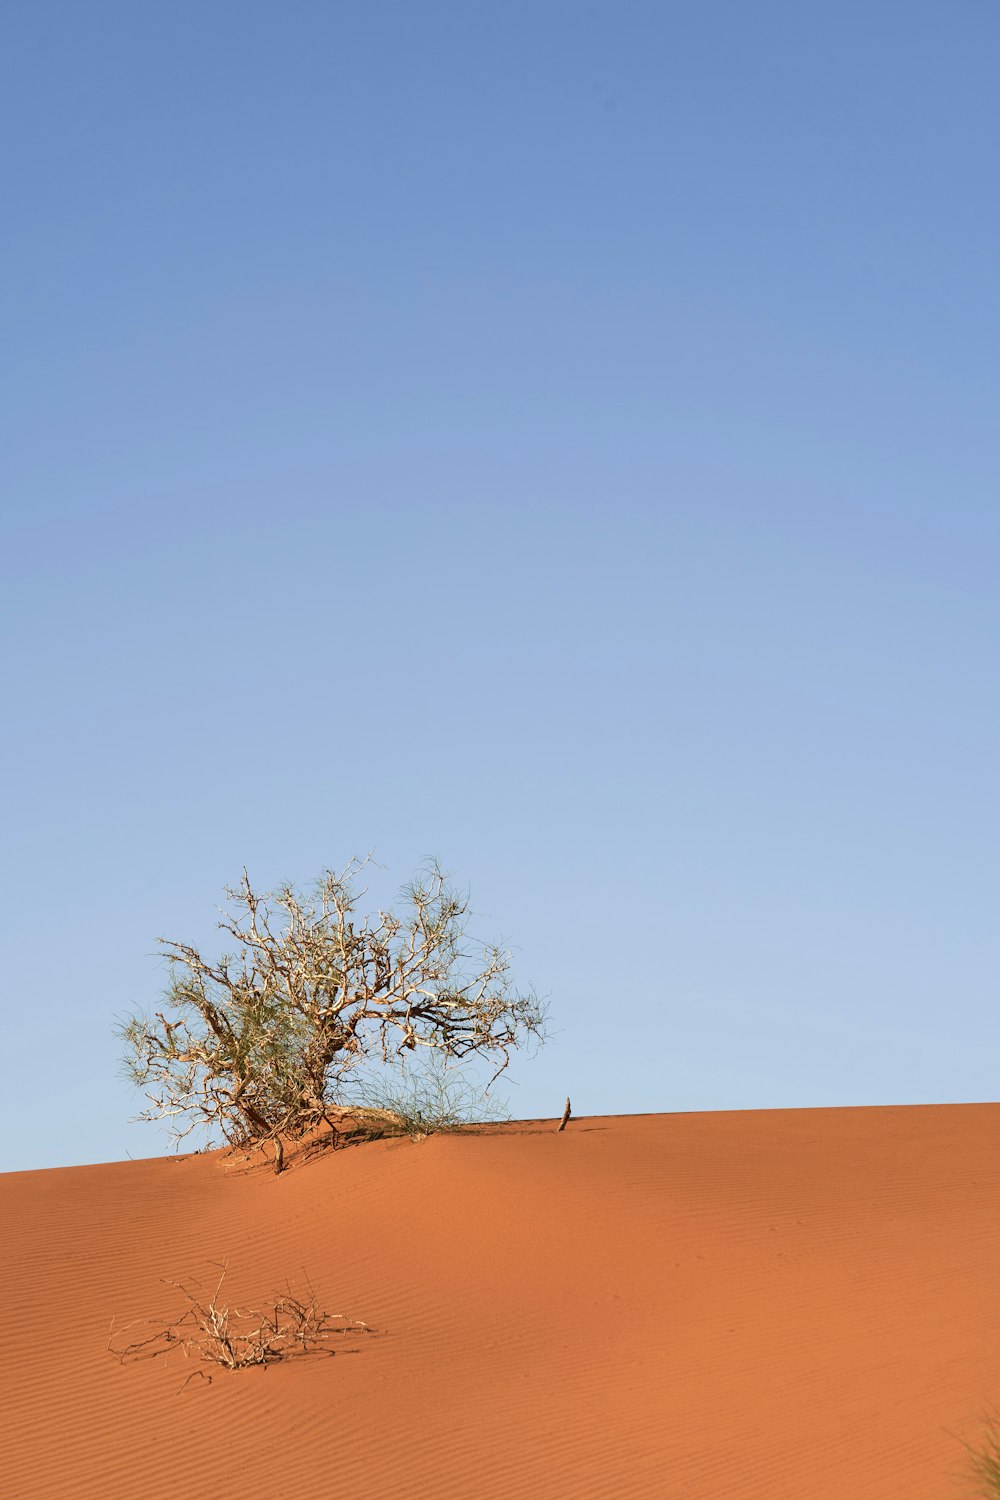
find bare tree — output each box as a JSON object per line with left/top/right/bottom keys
{"left": 118, "top": 857, "right": 545, "bottom": 1165}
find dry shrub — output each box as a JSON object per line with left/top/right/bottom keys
{"left": 108, "top": 1262, "right": 370, "bottom": 1384}
{"left": 117, "top": 856, "right": 545, "bottom": 1169}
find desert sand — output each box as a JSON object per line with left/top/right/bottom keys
{"left": 4, "top": 1103, "right": 1000, "bottom": 1498}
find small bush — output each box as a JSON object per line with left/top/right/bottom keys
{"left": 108, "top": 1262, "right": 370, "bottom": 1383}
{"left": 345, "top": 1052, "right": 511, "bottom": 1138}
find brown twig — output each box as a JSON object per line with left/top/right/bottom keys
{"left": 557, "top": 1096, "right": 571, "bottom": 1132}
{"left": 108, "top": 1262, "right": 372, "bottom": 1380}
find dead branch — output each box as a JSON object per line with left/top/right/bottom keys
{"left": 108, "top": 1262, "right": 372, "bottom": 1378}
{"left": 557, "top": 1096, "right": 572, "bottom": 1132}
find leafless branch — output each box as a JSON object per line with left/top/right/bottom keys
{"left": 108, "top": 1262, "right": 371, "bottom": 1379}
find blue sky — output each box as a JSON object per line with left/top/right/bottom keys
{"left": 2, "top": 2, "right": 999, "bottom": 1171}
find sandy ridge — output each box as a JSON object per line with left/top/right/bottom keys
{"left": 3, "top": 1105, "right": 1000, "bottom": 1498}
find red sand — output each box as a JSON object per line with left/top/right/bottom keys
{"left": 4, "top": 1104, "right": 1000, "bottom": 1498}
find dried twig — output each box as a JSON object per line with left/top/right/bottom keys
{"left": 557, "top": 1096, "right": 572, "bottom": 1132}
{"left": 108, "top": 1262, "right": 371, "bottom": 1379}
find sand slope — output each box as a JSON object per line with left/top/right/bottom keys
{"left": 4, "top": 1104, "right": 1000, "bottom": 1498}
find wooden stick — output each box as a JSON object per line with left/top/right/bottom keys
{"left": 556, "top": 1097, "right": 571, "bottom": 1132}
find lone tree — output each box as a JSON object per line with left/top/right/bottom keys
{"left": 118, "top": 857, "right": 545, "bottom": 1166}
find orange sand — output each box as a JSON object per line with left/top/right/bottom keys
{"left": 4, "top": 1104, "right": 1000, "bottom": 1498}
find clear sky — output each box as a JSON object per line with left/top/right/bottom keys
{"left": 3, "top": 2, "right": 999, "bottom": 1172}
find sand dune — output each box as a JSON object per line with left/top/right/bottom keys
{"left": 4, "top": 1104, "right": 1000, "bottom": 1498}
